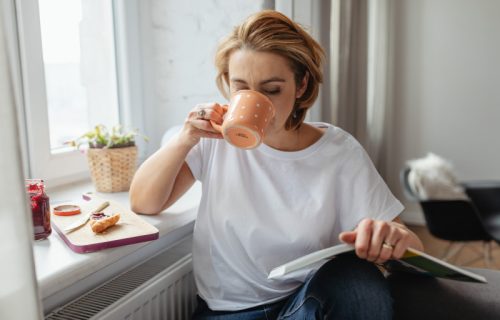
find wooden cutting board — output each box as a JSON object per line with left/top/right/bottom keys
{"left": 51, "top": 195, "right": 159, "bottom": 253}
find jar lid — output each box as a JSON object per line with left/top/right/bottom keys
{"left": 53, "top": 204, "right": 81, "bottom": 216}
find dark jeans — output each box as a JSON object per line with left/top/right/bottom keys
{"left": 192, "top": 253, "right": 393, "bottom": 320}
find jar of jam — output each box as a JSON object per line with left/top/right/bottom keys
{"left": 26, "top": 179, "right": 51, "bottom": 240}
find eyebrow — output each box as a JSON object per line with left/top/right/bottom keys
{"left": 230, "top": 77, "right": 286, "bottom": 85}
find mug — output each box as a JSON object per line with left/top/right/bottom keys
{"left": 210, "top": 90, "right": 275, "bottom": 149}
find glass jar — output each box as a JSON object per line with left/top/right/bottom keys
{"left": 26, "top": 179, "right": 51, "bottom": 240}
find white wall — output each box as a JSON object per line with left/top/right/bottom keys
{"left": 138, "top": 0, "right": 273, "bottom": 152}
{"left": 388, "top": 0, "right": 500, "bottom": 224}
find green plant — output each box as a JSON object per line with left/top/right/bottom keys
{"left": 68, "top": 124, "right": 148, "bottom": 149}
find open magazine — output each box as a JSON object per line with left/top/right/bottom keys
{"left": 268, "top": 243, "right": 487, "bottom": 283}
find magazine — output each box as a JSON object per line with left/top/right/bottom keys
{"left": 268, "top": 243, "right": 487, "bottom": 283}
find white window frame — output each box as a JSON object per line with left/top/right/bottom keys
{"left": 113, "top": 0, "right": 147, "bottom": 162}
{"left": 14, "top": 0, "right": 145, "bottom": 187}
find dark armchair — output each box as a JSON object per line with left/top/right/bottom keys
{"left": 400, "top": 168, "right": 495, "bottom": 265}
{"left": 464, "top": 182, "right": 500, "bottom": 244}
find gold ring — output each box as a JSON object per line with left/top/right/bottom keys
{"left": 382, "top": 242, "right": 394, "bottom": 250}
{"left": 197, "top": 109, "right": 206, "bottom": 119}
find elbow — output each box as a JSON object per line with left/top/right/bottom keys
{"left": 129, "top": 179, "right": 173, "bottom": 214}
{"left": 129, "top": 194, "right": 162, "bottom": 215}
{"left": 131, "top": 204, "right": 160, "bottom": 215}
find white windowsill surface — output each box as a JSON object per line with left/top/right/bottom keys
{"left": 34, "top": 180, "right": 201, "bottom": 314}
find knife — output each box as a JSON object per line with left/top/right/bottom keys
{"left": 63, "top": 201, "right": 110, "bottom": 233}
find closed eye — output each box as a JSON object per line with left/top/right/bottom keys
{"left": 263, "top": 88, "right": 281, "bottom": 95}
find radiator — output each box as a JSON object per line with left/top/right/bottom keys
{"left": 45, "top": 238, "right": 198, "bottom": 320}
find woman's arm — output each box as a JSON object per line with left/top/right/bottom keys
{"left": 129, "top": 103, "right": 224, "bottom": 214}
{"left": 129, "top": 137, "right": 195, "bottom": 214}
{"left": 339, "top": 216, "right": 424, "bottom": 264}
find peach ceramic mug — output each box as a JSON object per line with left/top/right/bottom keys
{"left": 210, "top": 90, "right": 275, "bottom": 149}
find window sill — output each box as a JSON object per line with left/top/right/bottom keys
{"left": 35, "top": 180, "right": 201, "bottom": 314}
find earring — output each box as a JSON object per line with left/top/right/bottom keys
{"left": 292, "top": 110, "right": 298, "bottom": 119}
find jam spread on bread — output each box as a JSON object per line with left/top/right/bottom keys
{"left": 91, "top": 212, "right": 107, "bottom": 220}
{"left": 90, "top": 212, "right": 120, "bottom": 233}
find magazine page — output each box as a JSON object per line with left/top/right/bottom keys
{"left": 268, "top": 244, "right": 487, "bottom": 283}
{"left": 384, "top": 248, "right": 487, "bottom": 283}
{"left": 268, "top": 243, "right": 354, "bottom": 279}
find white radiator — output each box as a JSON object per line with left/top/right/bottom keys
{"left": 45, "top": 239, "right": 198, "bottom": 320}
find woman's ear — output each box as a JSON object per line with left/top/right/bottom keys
{"left": 296, "top": 72, "right": 309, "bottom": 99}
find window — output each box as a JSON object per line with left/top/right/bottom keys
{"left": 16, "top": 0, "right": 130, "bottom": 185}
{"left": 39, "top": 0, "right": 120, "bottom": 151}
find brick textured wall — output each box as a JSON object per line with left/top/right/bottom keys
{"left": 141, "top": 0, "right": 272, "bottom": 152}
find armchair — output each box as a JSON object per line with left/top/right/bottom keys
{"left": 464, "top": 182, "right": 500, "bottom": 245}
{"left": 400, "top": 168, "right": 493, "bottom": 265}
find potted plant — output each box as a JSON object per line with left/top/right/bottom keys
{"left": 69, "top": 125, "right": 148, "bottom": 193}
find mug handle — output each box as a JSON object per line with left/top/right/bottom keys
{"left": 209, "top": 105, "right": 229, "bottom": 133}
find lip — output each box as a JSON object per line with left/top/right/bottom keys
{"left": 53, "top": 204, "right": 81, "bottom": 216}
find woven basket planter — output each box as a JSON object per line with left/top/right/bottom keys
{"left": 87, "top": 146, "right": 137, "bottom": 193}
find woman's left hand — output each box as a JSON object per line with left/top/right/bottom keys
{"left": 338, "top": 218, "right": 422, "bottom": 264}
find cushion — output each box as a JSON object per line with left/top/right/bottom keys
{"left": 407, "top": 153, "right": 468, "bottom": 200}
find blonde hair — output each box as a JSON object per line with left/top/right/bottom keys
{"left": 215, "top": 10, "right": 325, "bottom": 130}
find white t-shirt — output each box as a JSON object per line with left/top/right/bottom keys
{"left": 185, "top": 122, "right": 403, "bottom": 311}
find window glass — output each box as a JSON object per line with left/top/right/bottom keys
{"left": 38, "top": 0, "right": 119, "bottom": 151}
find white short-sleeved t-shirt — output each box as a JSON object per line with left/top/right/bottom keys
{"left": 185, "top": 122, "right": 403, "bottom": 311}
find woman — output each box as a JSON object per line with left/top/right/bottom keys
{"left": 130, "top": 10, "right": 423, "bottom": 320}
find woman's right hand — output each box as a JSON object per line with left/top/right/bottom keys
{"left": 179, "top": 102, "right": 225, "bottom": 147}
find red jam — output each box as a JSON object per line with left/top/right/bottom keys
{"left": 26, "top": 179, "right": 51, "bottom": 240}
{"left": 91, "top": 212, "right": 108, "bottom": 220}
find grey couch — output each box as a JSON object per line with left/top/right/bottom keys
{"left": 389, "top": 267, "right": 500, "bottom": 319}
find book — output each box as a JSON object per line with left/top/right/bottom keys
{"left": 268, "top": 243, "right": 487, "bottom": 283}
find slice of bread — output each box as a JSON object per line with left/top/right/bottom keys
{"left": 90, "top": 213, "right": 120, "bottom": 233}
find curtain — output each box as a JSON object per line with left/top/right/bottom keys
{"left": 331, "top": 0, "right": 368, "bottom": 145}
{"left": 330, "top": 0, "right": 395, "bottom": 178}
{"left": 0, "top": 0, "right": 43, "bottom": 319}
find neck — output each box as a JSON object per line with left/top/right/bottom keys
{"left": 263, "top": 123, "right": 325, "bottom": 152}
{"left": 263, "top": 126, "right": 302, "bottom": 151}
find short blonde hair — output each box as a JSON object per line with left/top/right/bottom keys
{"left": 215, "top": 10, "right": 325, "bottom": 130}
